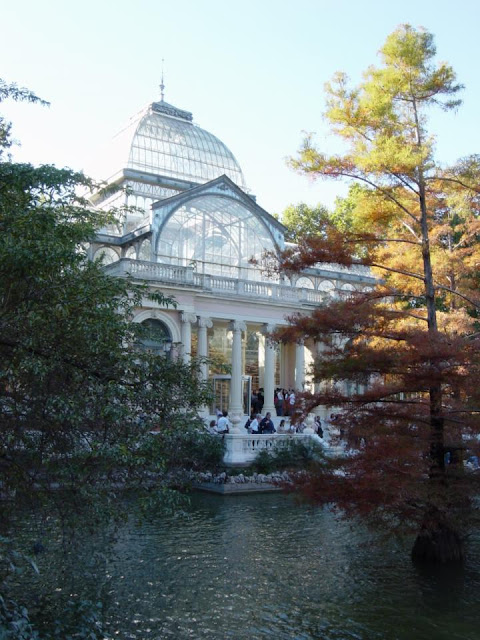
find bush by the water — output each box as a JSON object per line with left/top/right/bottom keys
{"left": 150, "top": 420, "right": 225, "bottom": 472}
{"left": 252, "top": 439, "right": 325, "bottom": 473}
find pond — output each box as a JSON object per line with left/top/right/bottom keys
{"left": 10, "top": 492, "right": 480, "bottom": 639}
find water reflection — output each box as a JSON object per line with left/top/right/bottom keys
{"left": 10, "top": 492, "right": 480, "bottom": 639}
{"left": 97, "top": 493, "right": 479, "bottom": 639}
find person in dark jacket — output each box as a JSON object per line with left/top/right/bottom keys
{"left": 260, "top": 412, "right": 275, "bottom": 434}
{"left": 257, "top": 388, "right": 264, "bottom": 413}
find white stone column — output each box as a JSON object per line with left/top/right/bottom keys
{"left": 261, "top": 324, "right": 276, "bottom": 416}
{"left": 197, "top": 316, "right": 213, "bottom": 381}
{"left": 295, "top": 340, "right": 305, "bottom": 391}
{"left": 180, "top": 312, "right": 196, "bottom": 364}
{"left": 229, "top": 320, "right": 246, "bottom": 431}
{"left": 313, "top": 341, "right": 325, "bottom": 418}
{"left": 197, "top": 316, "right": 213, "bottom": 417}
{"left": 257, "top": 333, "right": 265, "bottom": 389}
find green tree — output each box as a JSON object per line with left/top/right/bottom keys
{"left": 330, "top": 184, "right": 367, "bottom": 234}
{"left": 0, "top": 81, "right": 216, "bottom": 636}
{"left": 279, "top": 25, "right": 480, "bottom": 563}
{"left": 0, "top": 80, "right": 49, "bottom": 158}
{"left": 280, "top": 202, "right": 330, "bottom": 242}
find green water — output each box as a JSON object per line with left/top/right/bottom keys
{"left": 11, "top": 492, "right": 480, "bottom": 639}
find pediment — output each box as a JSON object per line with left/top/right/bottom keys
{"left": 151, "top": 174, "right": 285, "bottom": 239}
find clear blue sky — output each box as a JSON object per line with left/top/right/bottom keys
{"left": 2, "top": 0, "right": 479, "bottom": 214}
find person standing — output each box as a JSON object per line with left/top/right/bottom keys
{"left": 260, "top": 412, "right": 275, "bottom": 434}
{"left": 282, "top": 389, "right": 289, "bottom": 416}
{"left": 249, "top": 414, "right": 261, "bottom": 434}
{"left": 216, "top": 410, "right": 230, "bottom": 435}
{"left": 314, "top": 416, "right": 324, "bottom": 438}
{"left": 275, "top": 389, "right": 284, "bottom": 416}
{"left": 286, "top": 390, "right": 295, "bottom": 417}
{"left": 257, "top": 389, "right": 264, "bottom": 413}
{"left": 251, "top": 390, "right": 259, "bottom": 414}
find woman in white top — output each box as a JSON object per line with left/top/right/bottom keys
{"left": 248, "top": 414, "right": 261, "bottom": 434}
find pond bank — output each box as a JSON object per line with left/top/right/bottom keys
{"left": 193, "top": 470, "right": 290, "bottom": 494}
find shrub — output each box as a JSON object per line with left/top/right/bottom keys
{"left": 149, "top": 421, "right": 225, "bottom": 472}
{"left": 253, "top": 439, "right": 326, "bottom": 473}
{"left": 252, "top": 449, "right": 275, "bottom": 474}
{"left": 273, "top": 439, "right": 325, "bottom": 469}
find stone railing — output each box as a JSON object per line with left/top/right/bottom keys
{"left": 222, "top": 432, "right": 333, "bottom": 466}
{"left": 105, "top": 259, "right": 195, "bottom": 284}
{"left": 104, "top": 259, "right": 334, "bottom": 306}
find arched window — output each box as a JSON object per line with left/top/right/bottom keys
{"left": 156, "top": 195, "right": 277, "bottom": 280}
{"left": 295, "top": 276, "right": 314, "bottom": 289}
{"left": 93, "top": 247, "right": 119, "bottom": 265}
{"left": 340, "top": 283, "right": 355, "bottom": 299}
{"left": 137, "top": 319, "right": 172, "bottom": 355}
{"left": 318, "top": 280, "right": 336, "bottom": 297}
{"left": 138, "top": 239, "right": 151, "bottom": 261}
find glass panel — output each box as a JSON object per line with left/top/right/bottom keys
{"left": 211, "top": 377, "right": 230, "bottom": 414}
{"left": 157, "top": 195, "right": 276, "bottom": 281}
{"left": 296, "top": 276, "right": 314, "bottom": 289}
{"left": 128, "top": 112, "right": 246, "bottom": 188}
{"left": 242, "top": 377, "right": 252, "bottom": 416}
{"left": 210, "top": 376, "right": 251, "bottom": 415}
{"left": 245, "top": 330, "right": 259, "bottom": 391}
{"left": 138, "top": 239, "right": 151, "bottom": 261}
{"left": 94, "top": 247, "right": 119, "bottom": 264}
{"left": 208, "top": 327, "right": 232, "bottom": 375}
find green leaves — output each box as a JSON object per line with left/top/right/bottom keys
{"left": 280, "top": 202, "right": 330, "bottom": 242}
{"left": 0, "top": 79, "right": 49, "bottom": 160}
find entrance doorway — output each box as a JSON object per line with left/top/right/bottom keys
{"left": 211, "top": 375, "right": 252, "bottom": 416}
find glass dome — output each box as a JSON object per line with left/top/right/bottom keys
{"left": 106, "top": 100, "right": 246, "bottom": 189}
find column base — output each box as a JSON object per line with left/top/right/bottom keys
{"left": 228, "top": 412, "right": 245, "bottom": 434}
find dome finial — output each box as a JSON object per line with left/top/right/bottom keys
{"left": 160, "top": 59, "right": 165, "bottom": 102}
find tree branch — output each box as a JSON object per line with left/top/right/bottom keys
{"left": 425, "top": 175, "right": 480, "bottom": 194}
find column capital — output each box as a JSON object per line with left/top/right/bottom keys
{"left": 229, "top": 320, "right": 246, "bottom": 333}
{"left": 197, "top": 316, "right": 213, "bottom": 329}
{"left": 181, "top": 312, "right": 197, "bottom": 324}
{"left": 260, "top": 323, "right": 276, "bottom": 336}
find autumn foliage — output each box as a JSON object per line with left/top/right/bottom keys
{"left": 275, "top": 26, "right": 480, "bottom": 562}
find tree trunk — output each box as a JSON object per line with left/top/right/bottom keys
{"left": 412, "top": 519, "right": 464, "bottom": 564}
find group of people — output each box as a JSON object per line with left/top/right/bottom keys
{"left": 273, "top": 389, "right": 296, "bottom": 417}
{"left": 244, "top": 411, "right": 276, "bottom": 434}
{"left": 250, "top": 388, "right": 297, "bottom": 417}
{"left": 207, "top": 409, "right": 326, "bottom": 439}
{"left": 208, "top": 410, "right": 231, "bottom": 435}
{"left": 208, "top": 410, "right": 278, "bottom": 436}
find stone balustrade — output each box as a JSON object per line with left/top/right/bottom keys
{"left": 222, "top": 432, "right": 329, "bottom": 466}
{"left": 104, "top": 259, "right": 349, "bottom": 306}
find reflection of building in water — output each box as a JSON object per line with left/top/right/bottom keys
{"left": 90, "top": 92, "right": 375, "bottom": 422}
